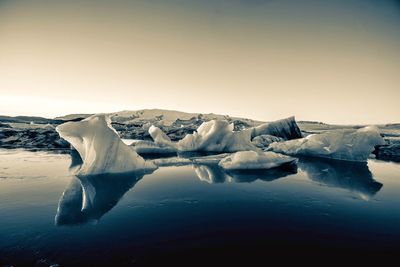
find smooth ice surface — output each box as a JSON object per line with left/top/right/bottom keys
{"left": 219, "top": 151, "right": 297, "bottom": 170}
{"left": 268, "top": 126, "right": 385, "bottom": 162}
{"left": 56, "top": 115, "right": 156, "bottom": 175}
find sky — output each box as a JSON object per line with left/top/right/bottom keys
{"left": 0, "top": 0, "right": 399, "bottom": 124}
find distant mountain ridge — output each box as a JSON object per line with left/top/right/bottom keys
{"left": 1, "top": 109, "right": 399, "bottom": 128}
{"left": 55, "top": 109, "right": 263, "bottom": 126}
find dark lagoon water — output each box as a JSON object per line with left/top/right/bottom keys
{"left": 0, "top": 149, "right": 400, "bottom": 266}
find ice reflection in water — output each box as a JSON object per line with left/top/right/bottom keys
{"left": 55, "top": 169, "right": 154, "bottom": 226}
{"left": 57, "top": 152, "right": 383, "bottom": 226}
{"left": 298, "top": 157, "right": 382, "bottom": 198}
{"left": 194, "top": 162, "right": 297, "bottom": 183}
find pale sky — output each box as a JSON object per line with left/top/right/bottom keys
{"left": 0, "top": 0, "right": 399, "bottom": 124}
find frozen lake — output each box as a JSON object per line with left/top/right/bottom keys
{"left": 0, "top": 149, "right": 399, "bottom": 265}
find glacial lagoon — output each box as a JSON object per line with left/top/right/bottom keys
{"left": 0, "top": 149, "right": 399, "bottom": 265}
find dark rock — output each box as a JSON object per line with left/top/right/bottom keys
{"left": 251, "top": 116, "right": 303, "bottom": 140}
{"left": 373, "top": 143, "right": 400, "bottom": 162}
{"left": 0, "top": 122, "right": 11, "bottom": 128}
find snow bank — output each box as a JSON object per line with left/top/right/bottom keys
{"left": 219, "top": 151, "right": 297, "bottom": 170}
{"left": 268, "top": 126, "right": 385, "bottom": 162}
{"left": 56, "top": 114, "right": 156, "bottom": 175}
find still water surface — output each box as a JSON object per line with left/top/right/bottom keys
{"left": 0, "top": 149, "right": 399, "bottom": 265}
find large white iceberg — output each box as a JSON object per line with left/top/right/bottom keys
{"left": 56, "top": 114, "right": 156, "bottom": 175}
{"left": 268, "top": 126, "right": 385, "bottom": 162}
{"left": 218, "top": 151, "right": 297, "bottom": 170}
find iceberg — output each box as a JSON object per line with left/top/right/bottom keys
{"left": 218, "top": 151, "right": 297, "bottom": 170}
{"left": 149, "top": 125, "right": 178, "bottom": 149}
{"left": 268, "top": 126, "right": 385, "bottom": 162}
{"left": 178, "top": 120, "right": 254, "bottom": 152}
{"left": 251, "top": 116, "right": 302, "bottom": 140}
{"left": 147, "top": 117, "right": 302, "bottom": 153}
{"left": 177, "top": 120, "right": 256, "bottom": 152}
{"left": 149, "top": 120, "right": 257, "bottom": 153}
{"left": 56, "top": 114, "right": 156, "bottom": 175}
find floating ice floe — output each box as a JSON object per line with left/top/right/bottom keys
{"left": 56, "top": 114, "right": 156, "bottom": 175}
{"left": 218, "top": 151, "right": 297, "bottom": 170}
{"left": 190, "top": 153, "right": 231, "bottom": 164}
{"left": 151, "top": 157, "right": 192, "bottom": 167}
{"left": 268, "top": 126, "right": 385, "bottom": 162}
{"left": 132, "top": 140, "right": 177, "bottom": 154}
